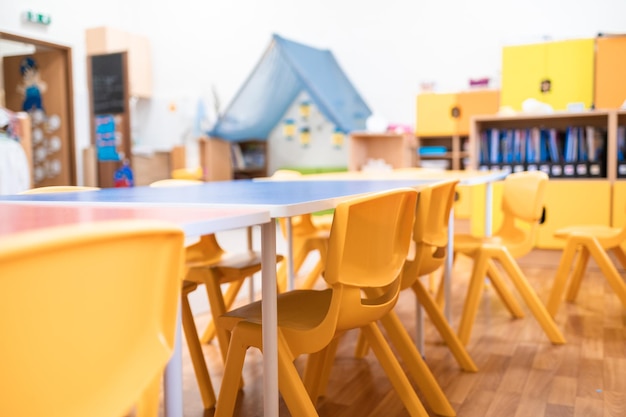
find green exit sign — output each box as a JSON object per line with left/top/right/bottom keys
{"left": 24, "top": 11, "right": 51, "bottom": 25}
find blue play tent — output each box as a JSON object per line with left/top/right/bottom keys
{"left": 209, "top": 34, "right": 372, "bottom": 141}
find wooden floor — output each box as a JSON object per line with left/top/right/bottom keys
{"left": 167, "top": 240, "right": 626, "bottom": 416}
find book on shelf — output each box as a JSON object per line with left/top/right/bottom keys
{"left": 479, "top": 125, "right": 606, "bottom": 178}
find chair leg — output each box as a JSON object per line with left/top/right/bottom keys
{"left": 200, "top": 279, "right": 246, "bottom": 344}
{"left": 611, "top": 245, "right": 626, "bottom": 270}
{"left": 378, "top": 311, "right": 456, "bottom": 417}
{"left": 302, "top": 336, "right": 341, "bottom": 403}
{"left": 486, "top": 259, "right": 525, "bottom": 318}
{"left": 457, "top": 252, "right": 490, "bottom": 345}
{"left": 411, "top": 278, "right": 478, "bottom": 372}
{"left": 353, "top": 330, "right": 369, "bottom": 358}
{"left": 565, "top": 246, "right": 589, "bottom": 302}
{"left": 213, "top": 324, "right": 252, "bottom": 417}
{"left": 181, "top": 291, "right": 216, "bottom": 409}
{"left": 362, "top": 321, "right": 431, "bottom": 417}
{"left": 546, "top": 239, "right": 580, "bottom": 317}
{"left": 203, "top": 273, "right": 233, "bottom": 362}
{"left": 496, "top": 250, "right": 566, "bottom": 344}
{"left": 435, "top": 252, "right": 458, "bottom": 309}
{"left": 276, "top": 331, "right": 319, "bottom": 417}
{"left": 586, "top": 239, "right": 626, "bottom": 309}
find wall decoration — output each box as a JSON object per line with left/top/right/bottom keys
{"left": 331, "top": 128, "right": 344, "bottom": 149}
{"left": 283, "top": 118, "right": 296, "bottom": 140}
{"left": 16, "top": 55, "right": 63, "bottom": 184}
{"left": 299, "top": 126, "right": 310, "bottom": 147}
{"left": 299, "top": 100, "right": 311, "bottom": 120}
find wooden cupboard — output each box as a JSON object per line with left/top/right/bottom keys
{"left": 501, "top": 38, "right": 595, "bottom": 111}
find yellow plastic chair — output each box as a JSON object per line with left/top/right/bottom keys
{"left": 213, "top": 188, "right": 436, "bottom": 417}
{"left": 18, "top": 185, "right": 99, "bottom": 193}
{"left": 354, "top": 180, "right": 477, "bottom": 373}
{"left": 150, "top": 178, "right": 283, "bottom": 408}
{"left": 448, "top": 171, "right": 565, "bottom": 345}
{"left": 0, "top": 219, "right": 185, "bottom": 417}
{"left": 546, "top": 215, "right": 626, "bottom": 317}
{"left": 272, "top": 169, "right": 331, "bottom": 292}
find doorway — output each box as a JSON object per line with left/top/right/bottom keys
{"left": 0, "top": 32, "right": 76, "bottom": 186}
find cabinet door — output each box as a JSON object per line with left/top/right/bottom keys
{"left": 469, "top": 181, "right": 505, "bottom": 237}
{"left": 612, "top": 182, "right": 626, "bottom": 227}
{"left": 595, "top": 36, "right": 626, "bottom": 110}
{"left": 456, "top": 90, "right": 500, "bottom": 136}
{"left": 536, "top": 180, "right": 610, "bottom": 248}
{"left": 544, "top": 38, "right": 594, "bottom": 111}
{"left": 416, "top": 93, "right": 457, "bottom": 136}
{"left": 501, "top": 43, "right": 546, "bottom": 111}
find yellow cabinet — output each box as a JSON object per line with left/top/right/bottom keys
{"left": 501, "top": 38, "right": 595, "bottom": 111}
{"left": 536, "top": 181, "right": 611, "bottom": 248}
{"left": 416, "top": 90, "right": 499, "bottom": 172}
{"left": 470, "top": 180, "right": 611, "bottom": 249}
{"left": 416, "top": 90, "right": 500, "bottom": 136}
{"left": 612, "top": 182, "right": 626, "bottom": 227}
{"left": 416, "top": 93, "right": 457, "bottom": 136}
{"left": 595, "top": 36, "right": 626, "bottom": 110}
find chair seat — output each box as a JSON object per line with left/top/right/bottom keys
{"left": 220, "top": 289, "right": 332, "bottom": 333}
{"left": 187, "top": 251, "right": 283, "bottom": 283}
{"left": 554, "top": 224, "right": 622, "bottom": 241}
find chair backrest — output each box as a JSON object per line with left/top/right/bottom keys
{"left": 401, "top": 179, "right": 459, "bottom": 289}
{"left": 149, "top": 178, "right": 224, "bottom": 263}
{"left": 497, "top": 170, "right": 549, "bottom": 256}
{"left": 19, "top": 185, "right": 100, "bottom": 194}
{"left": 0, "top": 220, "right": 185, "bottom": 417}
{"left": 271, "top": 170, "right": 321, "bottom": 237}
{"left": 325, "top": 188, "right": 418, "bottom": 329}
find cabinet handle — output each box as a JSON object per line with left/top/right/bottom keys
{"left": 450, "top": 106, "right": 460, "bottom": 119}
{"left": 540, "top": 78, "right": 552, "bottom": 94}
{"left": 539, "top": 206, "right": 547, "bottom": 225}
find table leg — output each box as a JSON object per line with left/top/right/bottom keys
{"left": 444, "top": 207, "right": 454, "bottom": 323}
{"left": 261, "top": 221, "right": 279, "bottom": 416}
{"left": 163, "top": 305, "right": 183, "bottom": 417}
{"left": 287, "top": 217, "right": 295, "bottom": 291}
{"left": 485, "top": 181, "right": 493, "bottom": 237}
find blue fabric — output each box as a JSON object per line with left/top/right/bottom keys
{"left": 209, "top": 34, "right": 371, "bottom": 141}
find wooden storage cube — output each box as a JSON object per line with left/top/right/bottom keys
{"left": 595, "top": 36, "right": 626, "bottom": 110}
{"left": 348, "top": 133, "right": 415, "bottom": 171}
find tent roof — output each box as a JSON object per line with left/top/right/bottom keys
{"left": 209, "top": 34, "right": 372, "bottom": 141}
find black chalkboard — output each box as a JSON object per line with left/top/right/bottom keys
{"left": 90, "top": 52, "right": 126, "bottom": 115}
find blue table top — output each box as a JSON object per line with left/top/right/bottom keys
{"left": 0, "top": 179, "right": 429, "bottom": 217}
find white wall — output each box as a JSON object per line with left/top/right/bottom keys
{"left": 2, "top": 0, "right": 625, "bottom": 180}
